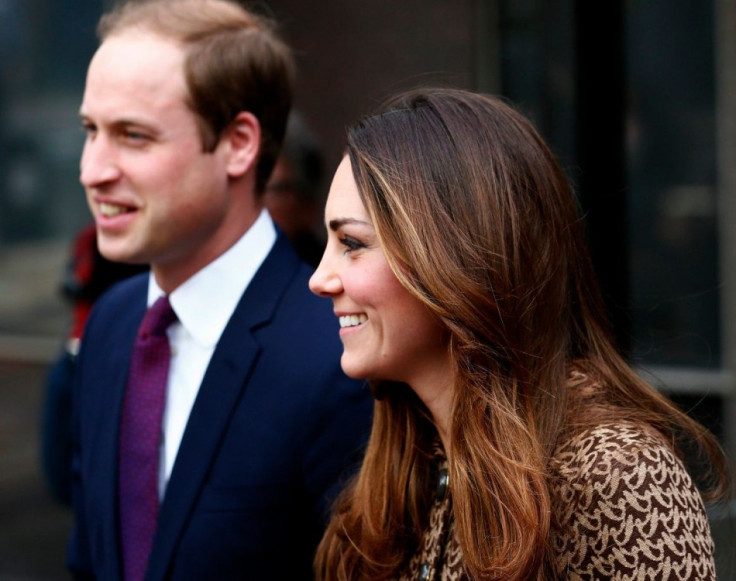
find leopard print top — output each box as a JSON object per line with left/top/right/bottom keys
{"left": 397, "top": 423, "right": 716, "bottom": 580}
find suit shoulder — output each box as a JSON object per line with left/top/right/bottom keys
{"left": 92, "top": 272, "right": 148, "bottom": 311}
{"left": 83, "top": 272, "right": 147, "bottom": 336}
{"left": 274, "top": 260, "right": 335, "bottom": 320}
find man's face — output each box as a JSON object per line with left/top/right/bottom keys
{"left": 79, "top": 30, "right": 235, "bottom": 287}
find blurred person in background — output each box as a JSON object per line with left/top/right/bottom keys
{"left": 264, "top": 111, "right": 326, "bottom": 267}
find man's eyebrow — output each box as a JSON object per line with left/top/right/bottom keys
{"left": 77, "top": 113, "right": 154, "bottom": 130}
{"left": 328, "top": 218, "right": 371, "bottom": 231}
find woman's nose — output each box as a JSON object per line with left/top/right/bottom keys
{"left": 309, "top": 251, "right": 342, "bottom": 298}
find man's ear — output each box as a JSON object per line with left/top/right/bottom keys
{"left": 223, "top": 111, "right": 260, "bottom": 178}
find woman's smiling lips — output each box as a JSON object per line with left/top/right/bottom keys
{"left": 338, "top": 313, "right": 367, "bottom": 329}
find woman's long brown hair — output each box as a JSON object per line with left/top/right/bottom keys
{"left": 315, "top": 88, "right": 730, "bottom": 581}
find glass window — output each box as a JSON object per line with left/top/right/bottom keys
{"left": 0, "top": 0, "right": 102, "bottom": 340}
{"left": 626, "top": 1, "right": 720, "bottom": 368}
{"left": 498, "top": 0, "right": 720, "bottom": 370}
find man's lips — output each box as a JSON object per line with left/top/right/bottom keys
{"left": 96, "top": 198, "right": 138, "bottom": 219}
{"left": 99, "top": 201, "right": 134, "bottom": 218}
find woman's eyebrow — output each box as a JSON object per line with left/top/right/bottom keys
{"left": 328, "top": 217, "right": 371, "bottom": 231}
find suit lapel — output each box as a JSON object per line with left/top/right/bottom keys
{"left": 86, "top": 281, "right": 146, "bottom": 580}
{"left": 147, "top": 236, "right": 301, "bottom": 580}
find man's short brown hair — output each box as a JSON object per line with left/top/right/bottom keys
{"left": 99, "top": 0, "right": 295, "bottom": 192}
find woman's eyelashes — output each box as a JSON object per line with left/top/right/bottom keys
{"left": 339, "top": 235, "right": 366, "bottom": 254}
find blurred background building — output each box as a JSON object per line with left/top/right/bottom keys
{"left": 0, "top": 0, "right": 733, "bottom": 578}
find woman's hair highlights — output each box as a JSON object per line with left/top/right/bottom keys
{"left": 315, "top": 88, "right": 729, "bottom": 581}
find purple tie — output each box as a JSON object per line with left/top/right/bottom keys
{"left": 118, "top": 295, "right": 177, "bottom": 581}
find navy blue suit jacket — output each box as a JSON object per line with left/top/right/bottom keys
{"left": 67, "top": 235, "right": 373, "bottom": 580}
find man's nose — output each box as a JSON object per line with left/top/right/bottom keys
{"left": 80, "top": 136, "right": 121, "bottom": 188}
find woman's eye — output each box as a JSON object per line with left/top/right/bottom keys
{"left": 339, "top": 236, "right": 365, "bottom": 253}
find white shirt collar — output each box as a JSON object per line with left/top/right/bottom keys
{"left": 147, "top": 209, "right": 277, "bottom": 347}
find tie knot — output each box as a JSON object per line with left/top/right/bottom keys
{"left": 139, "top": 295, "right": 178, "bottom": 338}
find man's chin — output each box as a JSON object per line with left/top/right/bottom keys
{"left": 96, "top": 241, "right": 147, "bottom": 266}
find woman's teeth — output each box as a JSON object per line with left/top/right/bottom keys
{"left": 339, "top": 314, "right": 367, "bottom": 328}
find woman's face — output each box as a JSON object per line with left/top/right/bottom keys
{"left": 309, "top": 157, "right": 450, "bottom": 389}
